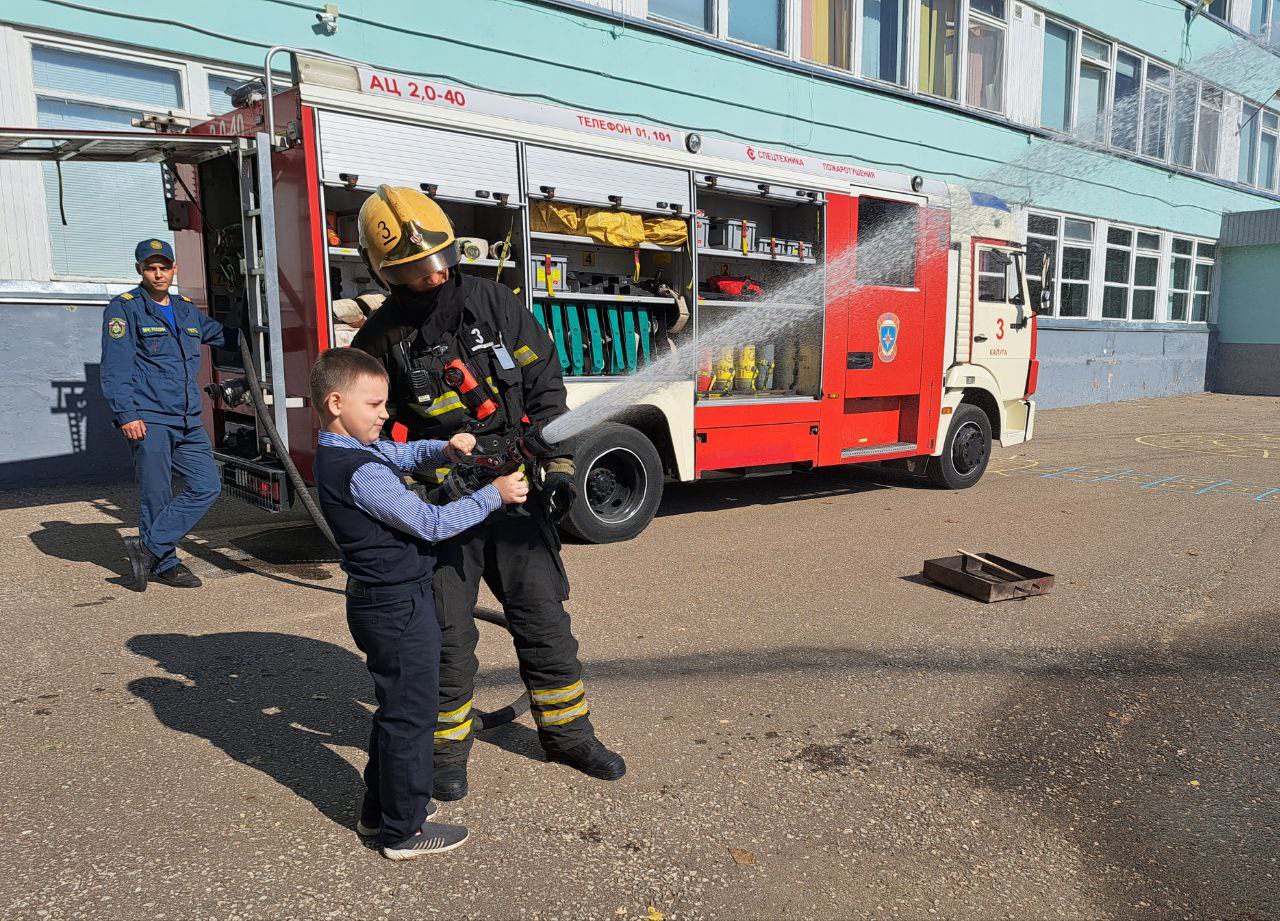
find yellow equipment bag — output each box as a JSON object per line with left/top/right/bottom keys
{"left": 530, "top": 200, "right": 584, "bottom": 236}
{"left": 581, "top": 208, "right": 647, "bottom": 247}
{"left": 642, "top": 216, "right": 689, "bottom": 246}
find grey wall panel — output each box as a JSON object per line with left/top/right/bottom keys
{"left": 1211, "top": 342, "right": 1280, "bottom": 395}
{"left": 0, "top": 301, "right": 132, "bottom": 489}
{"left": 1034, "top": 326, "right": 1210, "bottom": 408}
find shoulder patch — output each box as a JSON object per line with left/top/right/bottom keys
{"left": 184, "top": 326, "right": 200, "bottom": 335}
{"left": 119, "top": 292, "right": 134, "bottom": 301}
{"left": 108, "top": 317, "right": 127, "bottom": 339}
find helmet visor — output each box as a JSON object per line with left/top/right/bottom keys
{"left": 379, "top": 245, "right": 459, "bottom": 286}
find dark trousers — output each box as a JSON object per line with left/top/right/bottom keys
{"left": 346, "top": 577, "right": 441, "bottom": 846}
{"left": 432, "top": 494, "right": 594, "bottom": 765}
{"left": 128, "top": 422, "right": 220, "bottom": 572}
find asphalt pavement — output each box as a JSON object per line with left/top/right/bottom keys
{"left": 1, "top": 392, "right": 1277, "bottom": 920}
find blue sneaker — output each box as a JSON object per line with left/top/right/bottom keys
{"left": 381, "top": 821, "right": 469, "bottom": 860}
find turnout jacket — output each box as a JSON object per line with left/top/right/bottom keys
{"left": 100, "top": 287, "right": 238, "bottom": 427}
{"left": 352, "top": 273, "right": 567, "bottom": 443}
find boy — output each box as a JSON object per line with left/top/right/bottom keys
{"left": 310, "top": 348, "right": 527, "bottom": 859}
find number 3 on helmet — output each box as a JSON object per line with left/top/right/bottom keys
{"left": 357, "top": 185, "right": 459, "bottom": 286}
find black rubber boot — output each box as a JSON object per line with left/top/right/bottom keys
{"left": 432, "top": 761, "right": 469, "bottom": 802}
{"left": 542, "top": 736, "right": 626, "bottom": 781}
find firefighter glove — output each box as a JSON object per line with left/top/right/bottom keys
{"left": 541, "top": 458, "right": 577, "bottom": 522}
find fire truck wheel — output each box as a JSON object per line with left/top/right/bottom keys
{"left": 926, "top": 403, "right": 992, "bottom": 489}
{"left": 559, "top": 422, "right": 664, "bottom": 544}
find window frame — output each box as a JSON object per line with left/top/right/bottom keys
{"left": 724, "top": 0, "right": 790, "bottom": 55}
{"left": 27, "top": 36, "right": 195, "bottom": 283}
{"left": 963, "top": 0, "right": 1009, "bottom": 115}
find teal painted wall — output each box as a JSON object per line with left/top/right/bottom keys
{"left": 5, "top": 0, "right": 1280, "bottom": 240}
{"left": 1215, "top": 244, "right": 1280, "bottom": 344}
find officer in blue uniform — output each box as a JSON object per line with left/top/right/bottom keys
{"left": 100, "top": 239, "right": 238, "bottom": 591}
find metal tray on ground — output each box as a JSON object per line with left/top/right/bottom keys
{"left": 922, "top": 552, "right": 1054, "bottom": 603}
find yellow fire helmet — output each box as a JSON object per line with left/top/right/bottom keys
{"left": 357, "top": 184, "right": 458, "bottom": 286}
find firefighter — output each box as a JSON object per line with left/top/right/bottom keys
{"left": 101, "top": 239, "right": 238, "bottom": 591}
{"left": 351, "top": 186, "right": 624, "bottom": 799}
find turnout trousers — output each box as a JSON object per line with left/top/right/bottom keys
{"left": 432, "top": 493, "right": 595, "bottom": 765}
{"left": 345, "top": 576, "right": 441, "bottom": 846}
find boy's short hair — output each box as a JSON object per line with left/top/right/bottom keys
{"left": 310, "top": 348, "right": 388, "bottom": 417}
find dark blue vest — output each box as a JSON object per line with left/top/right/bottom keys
{"left": 314, "top": 443, "right": 435, "bottom": 586}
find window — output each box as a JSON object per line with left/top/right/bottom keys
{"left": 1168, "top": 237, "right": 1193, "bottom": 321}
{"left": 1252, "top": 0, "right": 1280, "bottom": 38}
{"left": 206, "top": 73, "right": 248, "bottom": 115}
{"left": 1077, "top": 36, "right": 1111, "bottom": 141}
{"left": 1142, "top": 62, "right": 1172, "bottom": 160}
{"left": 1026, "top": 213, "right": 1058, "bottom": 315}
{"left": 729, "top": 0, "right": 784, "bottom": 50}
{"left": 860, "top": 0, "right": 909, "bottom": 84}
{"left": 1041, "top": 20, "right": 1075, "bottom": 131}
{"left": 1193, "top": 242, "right": 1215, "bottom": 322}
{"left": 800, "top": 0, "right": 852, "bottom": 68}
{"left": 1205, "top": 0, "right": 1230, "bottom": 21}
{"left": 918, "top": 0, "right": 959, "bottom": 100}
{"left": 32, "top": 45, "right": 186, "bottom": 279}
{"left": 1240, "top": 102, "right": 1260, "bottom": 184}
{"left": 1111, "top": 50, "right": 1142, "bottom": 152}
{"left": 966, "top": 2, "right": 1006, "bottom": 113}
{"left": 1059, "top": 218, "right": 1093, "bottom": 317}
{"left": 1172, "top": 74, "right": 1199, "bottom": 168}
{"left": 1197, "top": 85, "right": 1223, "bottom": 174}
{"left": 1261, "top": 110, "right": 1280, "bottom": 190}
{"left": 977, "top": 248, "right": 1015, "bottom": 302}
{"left": 1132, "top": 232, "right": 1160, "bottom": 321}
{"left": 650, "top": 0, "right": 713, "bottom": 31}
{"left": 1102, "top": 226, "right": 1132, "bottom": 319}
{"left": 856, "top": 197, "right": 918, "bottom": 288}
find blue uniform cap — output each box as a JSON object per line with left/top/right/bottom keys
{"left": 135, "top": 238, "right": 175, "bottom": 264}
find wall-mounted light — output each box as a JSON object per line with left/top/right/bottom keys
{"left": 686, "top": 133, "right": 702, "bottom": 154}
{"left": 608, "top": 194, "right": 623, "bottom": 207}
{"left": 911, "top": 175, "right": 926, "bottom": 193}
{"left": 494, "top": 192, "right": 510, "bottom": 206}
{"left": 475, "top": 190, "right": 491, "bottom": 199}
{"left": 540, "top": 185, "right": 556, "bottom": 198}
{"left": 339, "top": 172, "right": 358, "bottom": 190}
{"left": 420, "top": 183, "right": 438, "bottom": 197}
{"left": 758, "top": 183, "right": 771, "bottom": 196}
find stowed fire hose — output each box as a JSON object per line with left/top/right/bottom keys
{"left": 224, "top": 334, "right": 529, "bottom": 730}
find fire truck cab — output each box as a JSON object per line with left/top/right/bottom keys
{"left": 0, "top": 49, "right": 1036, "bottom": 543}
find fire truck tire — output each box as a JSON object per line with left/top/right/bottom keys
{"left": 559, "top": 423, "right": 664, "bottom": 544}
{"left": 926, "top": 403, "right": 992, "bottom": 490}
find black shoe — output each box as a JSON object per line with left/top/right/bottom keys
{"left": 357, "top": 797, "right": 436, "bottom": 837}
{"left": 381, "top": 820, "right": 469, "bottom": 860}
{"left": 151, "top": 563, "right": 202, "bottom": 588}
{"left": 123, "top": 537, "right": 158, "bottom": 592}
{"left": 432, "top": 763, "right": 469, "bottom": 802}
{"left": 543, "top": 737, "right": 626, "bottom": 781}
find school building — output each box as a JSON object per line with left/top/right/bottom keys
{"left": 0, "top": 0, "right": 1277, "bottom": 487}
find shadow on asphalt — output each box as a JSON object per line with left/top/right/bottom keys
{"left": 125, "top": 628, "right": 542, "bottom": 832}
{"left": 654, "top": 466, "right": 912, "bottom": 521}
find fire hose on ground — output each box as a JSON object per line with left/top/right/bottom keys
{"left": 228, "top": 334, "right": 529, "bottom": 730}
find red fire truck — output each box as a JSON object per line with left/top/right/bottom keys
{"left": 0, "top": 48, "right": 1037, "bottom": 544}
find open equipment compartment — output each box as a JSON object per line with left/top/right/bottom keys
{"left": 314, "top": 109, "right": 527, "bottom": 345}
{"left": 692, "top": 174, "right": 827, "bottom": 403}
{"left": 524, "top": 145, "right": 695, "bottom": 380}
